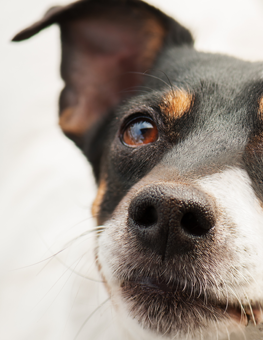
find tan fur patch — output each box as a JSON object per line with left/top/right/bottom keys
{"left": 160, "top": 89, "right": 193, "bottom": 119}
{"left": 59, "top": 106, "right": 91, "bottom": 136}
{"left": 92, "top": 179, "right": 107, "bottom": 224}
{"left": 258, "top": 96, "right": 263, "bottom": 121}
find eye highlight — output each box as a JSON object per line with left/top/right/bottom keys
{"left": 121, "top": 118, "right": 158, "bottom": 147}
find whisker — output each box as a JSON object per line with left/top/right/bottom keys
{"left": 74, "top": 298, "right": 110, "bottom": 340}
{"left": 244, "top": 290, "right": 257, "bottom": 326}
{"left": 199, "top": 325, "right": 204, "bottom": 340}
{"left": 63, "top": 226, "right": 105, "bottom": 248}
{"left": 9, "top": 247, "right": 70, "bottom": 272}
{"left": 225, "top": 326, "right": 230, "bottom": 340}
{"left": 159, "top": 70, "right": 176, "bottom": 95}
{"left": 125, "top": 71, "right": 171, "bottom": 88}
{"left": 121, "top": 85, "right": 155, "bottom": 91}
{"left": 36, "top": 230, "right": 103, "bottom": 279}
{"left": 213, "top": 320, "right": 219, "bottom": 340}
{"left": 11, "top": 226, "right": 104, "bottom": 284}
{"left": 234, "top": 321, "right": 247, "bottom": 340}
{"left": 33, "top": 252, "right": 84, "bottom": 311}
{"left": 228, "top": 287, "right": 246, "bottom": 319}
{"left": 47, "top": 235, "right": 105, "bottom": 283}
{"left": 56, "top": 255, "right": 104, "bottom": 282}
{"left": 120, "top": 89, "right": 151, "bottom": 95}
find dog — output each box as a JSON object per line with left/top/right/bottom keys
{"left": 12, "top": 0, "right": 263, "bottom": 339}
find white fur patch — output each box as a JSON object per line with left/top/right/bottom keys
{"left": 197, "top": 167, "right": 263, "bottom": 301}
{"left": 98, "top": 166, "right": 263, "bottom": 340}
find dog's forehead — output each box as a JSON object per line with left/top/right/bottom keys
{"left": 113, "top": 48, "right": 263, "bottom": 179}
{"left": 156, "top": 47, "right": 263, "bottom": 85}
{"left": 121, "top": 47, "right": 263, "bottom": 123}
{"left": 153, "top": 49, "right": 257, "bottom": 174}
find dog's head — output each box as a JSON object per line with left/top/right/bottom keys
{"left": 14, "top": 0, "right": 263, "bottom": 339}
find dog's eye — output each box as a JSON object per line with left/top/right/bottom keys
{"left": 122, "top": 118, "right": 158, "bottom": 147}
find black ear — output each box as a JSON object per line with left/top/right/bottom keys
{"left": 13, "top": 0, "right": 193, "bottom": 148}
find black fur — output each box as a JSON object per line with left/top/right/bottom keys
{"left": 13, "top": 1, "right": 263, "bottom": 336}
{"left": 93, "top": 47, "right": 263, "bottom": 221}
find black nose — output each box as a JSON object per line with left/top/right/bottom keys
{"left": 128, "top": 184, "right": 215, "bottom": 259}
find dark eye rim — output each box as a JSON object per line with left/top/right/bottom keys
{"left": 119, "top": 114, "right": 159, "bottom": 148}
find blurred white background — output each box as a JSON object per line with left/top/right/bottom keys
{"left": 1, "top": 0, "right": 263, "bottom": 339}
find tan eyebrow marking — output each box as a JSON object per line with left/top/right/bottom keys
{"left": 160, "top": 89, "right": 193, "bottom": 119}
{"left": 92, "top": 178, "right": 107, "bottom": 224}
{"left": 258, "top": 96, "right": 263, "bottom": 121}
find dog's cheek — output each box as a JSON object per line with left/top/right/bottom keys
{"left": 96, "top": 196, "right": 130, "bottom": 288}
{"left": 97, "top": 218, "right": 161, "bottom": 340}
{"left": 197, "top": 166, "right": 263, "bottom": 298}
{"left": 96, "top": 214, "right": 135, "bottom": 333}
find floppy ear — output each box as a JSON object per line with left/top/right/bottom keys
{"left": 13, "top": 0, "right": 193, "bottom": 149}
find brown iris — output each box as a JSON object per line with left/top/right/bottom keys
{"left": 122, "top": 118, "right": 158, "bottom": 147}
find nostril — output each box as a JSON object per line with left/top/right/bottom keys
{"left": 128, "top": 185, "right": 216, "bottom": 258}
{"left": 180, "top": 209, "right": 214, "bottom": 237}
{"left": 133, "top": 205, "right": 158, "bottom": 228}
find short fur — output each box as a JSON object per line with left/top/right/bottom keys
{"left": 13, "top": 0, "right": 263, "bottom": 339}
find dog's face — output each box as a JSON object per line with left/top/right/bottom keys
{"left": 14, "top": 0, "right": 263, "bottom": 339}
{"left": 95, "top": 51, "right": 263, "bottom": 339}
